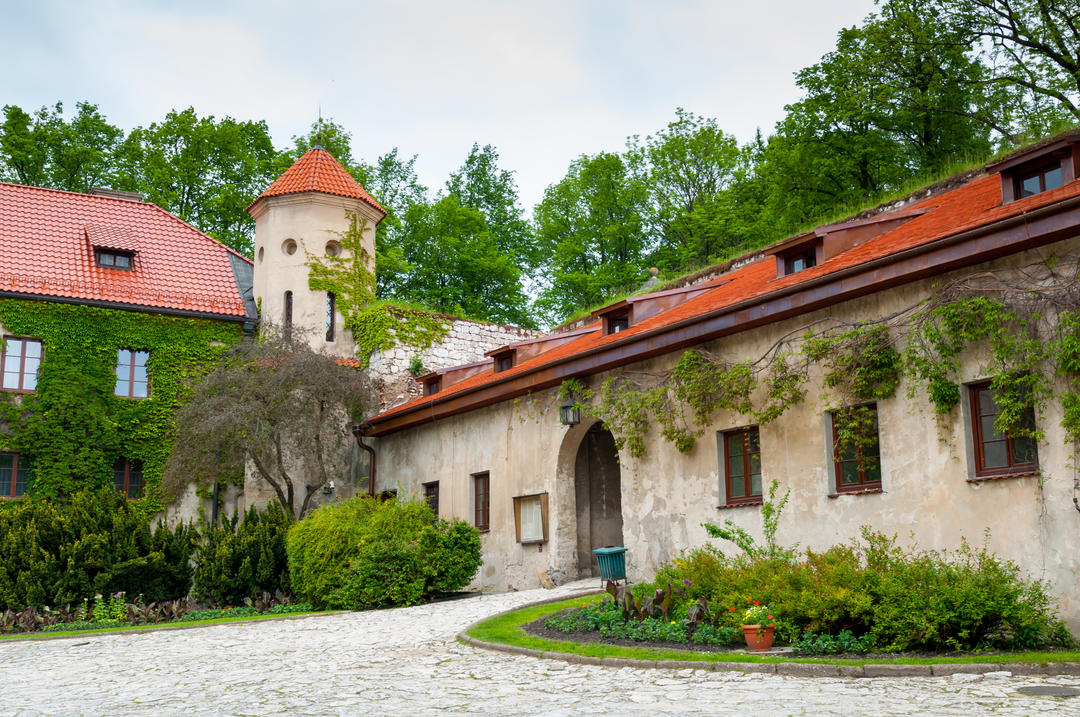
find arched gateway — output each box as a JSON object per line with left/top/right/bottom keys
{"left": 573, "top": 422, "right": 624, "bottom": 576}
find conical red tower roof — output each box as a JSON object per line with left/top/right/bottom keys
{"left": 248, "top": 148, "right": 385, "bottom": 215}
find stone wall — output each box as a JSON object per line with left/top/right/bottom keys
{"left": 366, "top": 317, "right": 538, "bottom": 409}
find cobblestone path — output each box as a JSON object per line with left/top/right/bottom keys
{"left": 2, "top": 580, "right": 1079, "bottom": 716}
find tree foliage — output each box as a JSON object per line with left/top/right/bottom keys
{"left": 164, "top": 328, "right": 370, "bottom": 519}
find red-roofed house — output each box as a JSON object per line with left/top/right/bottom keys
{"left": 0, "top": 183, "right": 256, "bottom": 507}
{"left": 361, "top": 133, "right": 1080, "bottom": 627}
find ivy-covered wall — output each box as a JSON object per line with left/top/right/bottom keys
{"left": 0, "top": 298, "right": 243, "bottom": 511}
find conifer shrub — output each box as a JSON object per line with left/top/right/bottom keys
{"left": 192, "top": 502, "right": 292, "bottom": 605}
{"left": 0, "top": 489, "right": 196, "bottom": 611}
{"left": 286, "top": 495, "right": 482, "bottom": 609}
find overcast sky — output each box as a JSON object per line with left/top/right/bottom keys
{"left": 1, "top": 0, "right": 878, "bottom": 209}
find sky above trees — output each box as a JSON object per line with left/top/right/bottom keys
{"left": 0, "top": 0, "right": 877, "bottom": 209}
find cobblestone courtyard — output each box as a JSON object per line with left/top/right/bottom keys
{"left": 2, "top": 580, "right": 1079, "bottom": 716}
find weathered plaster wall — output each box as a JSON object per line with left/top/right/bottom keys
{"left": 373, "top": 241, "right": 1080, "bottom": 630}
{"left": 251, "top": 192, "right": 380, "bottom": 356}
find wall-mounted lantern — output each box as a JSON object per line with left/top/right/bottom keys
{"left": 559, "top": 397, "right": 580, "bottom": 426}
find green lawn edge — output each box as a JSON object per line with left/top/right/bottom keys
{"left": 0, "top": 609, "right": 339, "bottom": 641}
{"left": 465, "top": 593, "right": 1080, "bottom": 666}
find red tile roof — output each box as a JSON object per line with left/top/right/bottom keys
{"left": 371, "top": 170, "right": 1080, "bottom": 427}
{"left": 0, "top": 182, "right": 252, "bottom": 319}
{"left": 248, "top": 148, "right": 386, "bottom": 215}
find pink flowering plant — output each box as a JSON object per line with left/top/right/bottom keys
{"left": 743, "top": 600, "right": 775, "bottom": 625}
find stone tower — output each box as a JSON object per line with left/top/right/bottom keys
{"left": 247, "top": 148, "right": 386, "bottom": 356}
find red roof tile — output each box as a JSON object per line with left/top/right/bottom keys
{"left": 249, "top": 148, "right": 385, "bottom": 215}
{"left": 0, "top": 182, "right": 251, "bottom": 319}
{"left": 373, "top": 172, "right": 1080, "bottom": 424}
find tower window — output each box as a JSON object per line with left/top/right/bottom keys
{"left": 284, "top": 291, "right": 293, "bottom": 338}
{"left": 326, "top": 292, "right": 336, "bottom": 342}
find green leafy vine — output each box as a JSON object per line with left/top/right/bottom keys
{"left": 305, "top": 212, "right": 448, "bottom": 368}
{"left": 0, "top": 299, "right": 241, "bottom": 509}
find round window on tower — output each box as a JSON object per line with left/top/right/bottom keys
{"left": 325, "top": 241, "right": 342, "bottom": 257}
{"left": 282, "top": 238, "right": 298, "bottom": 255}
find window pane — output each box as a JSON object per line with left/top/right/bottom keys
{"left": 520, "top": 498, "right": 542, "bottom": 541}
{"left": 4, "top": 353, "right": 21, "bottom": 374}
{"left": 128, "top": 467, "right": 143, "bottom": 498}
{"left": 115, "top": 255, "right": 130, "bottom": 268}
{"left": 1021, "top": 175, "right": 1041, "bottom": 197}
{"left": 747, "top": 429, "right": 760, "bottom": 453}
{"left": 14, "top": 462, "right": 28, "bottom": 497}
{"left": 983, "top": 439, "right": 1008, "bottom": 468}
{"left": 0, "top": 455, "right": 11, "bottom": 495}
{"left": 748, "top": 451, "right": 761, "bottom": 477}
{"left": 730, "top": 475, "right": 745, "bottom": 498}
{"left": 24, "top": 341, "right": 40, "bottom": 358}
{"left": 977, "top": 388, "right": 997, "bottom": 415}
{"left": 862, "top": 457, "right": 882, "bottom": 484}
{"left": 726, "top": 433, "right": 743, "bottom": 456}
{"left": 1044, "top": 166, "right": 1063, "bottom": 191}
{"left": 132, "top": 381, "right": 148, "bottom": 398}
{"left": 980, "top": 414, "right": 1004, "bottom": 441}
{"left": 116, "top": 379, "right": 129, "bottom": 396}
{"left": 728, "top": 454, "right": 745, "bottom": 479}
{"left": 749, "top": 472, "right": 762, "bottom": 496}
{"left": 133, "top": 363, "right": 148, "bottom": 383}
{"left": 3, "top": 372, "right": 19, "bottom": 389}
{"left": 840, "top": 460, "right": 860, "bottom": 485}
{"left": 1010, "top": 436, "right": 1036, "bottom": 465}
{"left": 134, "top": 351, "right": 148, "bottom": 367}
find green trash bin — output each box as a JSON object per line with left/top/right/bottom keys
{"left": 592, "top": 546, "right": 627, "bottom": 583}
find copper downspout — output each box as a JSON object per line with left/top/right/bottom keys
{"left": 352, "top": 423, "right": 376, "bottom": 496}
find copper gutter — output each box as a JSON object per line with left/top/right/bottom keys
{"left": 365, "top": 195, "right": 1080, "bottom": 437}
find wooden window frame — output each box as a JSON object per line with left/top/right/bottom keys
{"left": 969, "top": 381, "right": 1038, "bottom": 477}
{"left": 113, "top": 458, "right": 143, "bottom": 499}
{"left": 1, "top": 336, "right": 42, "bottom": 393}
{"left": 830, "top": 404, "right": 882, "bottom": 493}
{"left": 783, "top": 247, "right": 817, "bottom": 275}
{"left": 115, "top": 348, "right": 150, "bottom": 399}
{"left": 95, "top": 249, "right": 134, "bottom": 270}
{"left": 512, "top": 493, "right": 549, "bottom": 544}
{"left": 473, "top": 471, "right": 490, "bottom": 532}
{"left": 604, "top": 313, "right": 631, "bottom": 335}
{"left": 494, "top": 351, "right": 515, "bottom": 373}
{"left": 720, "top": 426, "right": 763, "bottom": 506}
{"left": 423, "top": 481, "right": 439, "bottom": 516}
{"left": 1014, "top": 161, "right": 1065, "bottom": 199}
{"left": 424, "top": 377, "right": 441, "bottom": 396}
{"left": 325, "top": 292, "right": 336, "bottom": 342}
{"left": 0, "top": 452, "right": 31, "bottom": 499}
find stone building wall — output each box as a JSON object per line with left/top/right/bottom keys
{"left": 366, "top": 318, "right": 539, "bottom": 410}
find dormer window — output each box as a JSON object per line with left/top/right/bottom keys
{"left": 424, "top": 376, "right": 441, "bottom": 396}
{"left": 96, "top": 249, "right": 134, "bottom": 270}
{"left": 784, "top": 247, "right": 817, "bottom": 275}
{"left": 766, "top": 233, "right": 822, "bottom": 278}
{"left": 990, "top": 132, "right": 1079, "bottom": 204}
{"left": 1016, "top": 162, "right": 1064, "bottom": 199}
{"left": 607, "top": 314, "right": 630, "bottom": 334}
{"left": 490, "top": 349, "right": 516, "bottom": 373}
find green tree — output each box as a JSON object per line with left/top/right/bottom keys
{"left": 0, "top": 101, "right": 122, "bottom": 192}
{"left": 534, "top": 152, "right": 650, "bottom": 324}
{"left": 117, "top": 108, "right": 282, "bottom": 256}
{"left": 937, "top": 0, "right": 1080, "bottom": 131}
{"left": 445, "top": 143, "right": 542, "bottom": 277}
{"left": 380, "top": 195, "right": 534, "bottom": 327}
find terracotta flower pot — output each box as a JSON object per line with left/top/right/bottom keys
{"left": 742, "top": 624, "right": 775, "bottom": 652}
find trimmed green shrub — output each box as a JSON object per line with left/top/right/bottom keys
{"left": 0, "top": 489, "right": 196, "bottom": 611}
{"left": 192, "top": 502, "right": 292, "bottom": 605}
{"left": 644, "top": 529, "right": 1073, "bottom": 652}
{"left": 286, "top": 495, "right": 482, "bottom": 609}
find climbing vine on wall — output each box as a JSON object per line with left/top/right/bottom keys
{"left": 560, "top": 255, "right": 1080, "bottom": 463}
{"left": 305, "top": 212, "right": 448, "bottom": 367}
{"left": 0, "top": 299, "right": 241, "bottom": 509}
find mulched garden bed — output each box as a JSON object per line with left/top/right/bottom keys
{"left": 521, "top": 608, "right": 1077, "bottom": 661}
